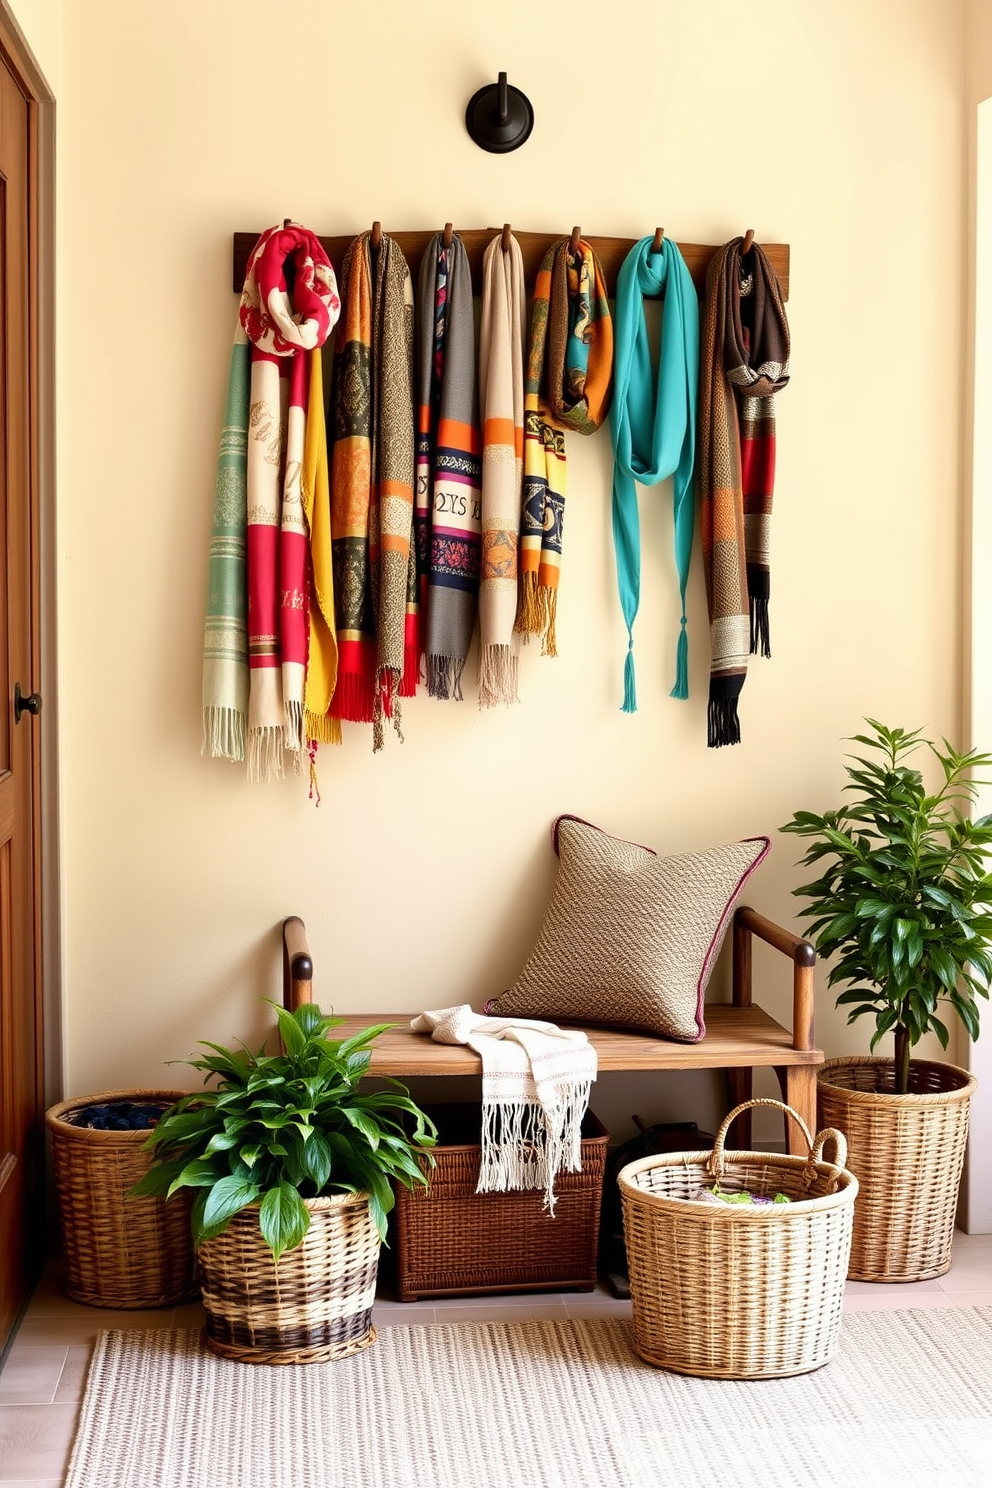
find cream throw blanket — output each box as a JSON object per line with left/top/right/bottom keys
{"left": 410, "top": 1006, "right": 596, "bottom": 1213}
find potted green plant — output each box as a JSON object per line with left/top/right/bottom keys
{"left": 781, "top": 718, "right": 992, "bottom": 1281}
{"left": 133, "top": 999, "right": 436, "bottom": 1363}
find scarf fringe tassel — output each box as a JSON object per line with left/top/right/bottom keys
{"left": 332, "top": 670, "right": 376, "bottom": 724}
{"left": 478, "top": 645, "right": 519, "bottom": 709}
{"left": 202, "top": 707, "right": 246, "bottom": 762}
{"left": 670, "top": 619, "right": 689, "bottom": 700}
{"left": 514, "top": 574, "right": 559, "bottom": 658}
{"left": 427, "top": 654, "right": 465, "bottom": 701}
{"left": 707, "top": 696, "right": 742, "bottom": 749}
{"left": 477, "top": 1084, "right": 592, "bottom": 1216}
{"left": 515, "top": 570, "right": 543, "bottom": 637}
{"left": 284, "top": 700, "right": 303, "bottom": 754}
{"left": 400, "top": 638, "right": 420, "bottom": 698}
{"left": 304, "top": 709, "right": 342, "bottom": 747}
{"left": 750, "top": 595, "right": 771, "bottom": 659}
{"left": 247, "top": 726, "right": 285, "bottom": 784}
{"left": 622, "top": 645, "right": 637, "bottom": 714}
{"left": 373, "top": 670, "right": 404, "bottom": 752}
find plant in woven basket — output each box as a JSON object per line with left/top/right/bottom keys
{"left": 781, "top": 719, "right": 992, "bottom": 1095}
{"left": 132, "top": 1001, "right": 437, "bottom": 1260}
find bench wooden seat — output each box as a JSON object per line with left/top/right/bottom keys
{"left": 282, "top": 906, "right": 822, "bottom": 1153}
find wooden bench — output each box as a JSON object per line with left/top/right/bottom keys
{"left": 282, "top": 908, "right": 822, "bottom": 1152}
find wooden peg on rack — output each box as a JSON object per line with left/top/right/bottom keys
{"left": 370, "top": 220, "right": 382, "bottom": 250}
{"left": 443, "top": 221, "right": 453, "bottom": 248}
{"left": 741, "top": 228, "right": 755, "bottom": 254}
{"left": 283, "top": 218, "right": 292, "bottom": 229}
{"left": 501, "top": 222, "right": 512, "bottom": 251}
{"left": 651, "top": 227, "right": 664, "bottom": 253}
{"left": 569, "top": 225, "right": 582, "bottom": 253}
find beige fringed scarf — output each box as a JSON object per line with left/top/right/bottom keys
{"left": 410, "top": 1005, "right": 596, "bottom": 1213}
{"left": 477, "top": 232, "right": 525, "bottom": 706}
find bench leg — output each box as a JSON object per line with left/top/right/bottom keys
{"left": 776, "top": 1065, "right": 818, "bottom": 1153}
{"left": 725, "top": 1068, "right": 753, "bottom": 1147}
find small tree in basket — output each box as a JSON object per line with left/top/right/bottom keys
{"left": 781, "top": 719, "right": 992, "bottom": 1095}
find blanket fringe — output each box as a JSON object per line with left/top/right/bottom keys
{"left": 247, "top": 726, "right": 285, "bottom": 784}
{"left": 201, "top": 706, "right": 246, "bottom": 762}
{"left": 427, "top": 654, "right": 465, "bottom": 701}
{"left": 478, "top": 645, "right": 519, "bottom": 708}
{"left": 707, "top": 695, "right": 742, "bottom": 749}
{"left": 477, "top": 1083, "right": 593, "bottom": 1216}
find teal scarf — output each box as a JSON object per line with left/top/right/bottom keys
{"left": 610, "top": 237, "right": 699, "bottom": 711}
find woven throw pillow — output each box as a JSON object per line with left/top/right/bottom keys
{"left": 487, "top": 816, "right": 770, "bottom": 1042}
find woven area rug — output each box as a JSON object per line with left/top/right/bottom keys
{"left": 66, "top": 1311, "right": 992, "bottom": 1488}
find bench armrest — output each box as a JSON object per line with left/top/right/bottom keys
{"left": 732, "top": 905, "right": 816, "bottom": 1051}
{"left": 283, "top": 915, "right": 313, "bottom": 1010}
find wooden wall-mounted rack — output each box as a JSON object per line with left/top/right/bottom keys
{"left": 231, "top": 228, "right": 790, "bottom": 302}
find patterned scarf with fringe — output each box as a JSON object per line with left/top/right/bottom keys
{"left": 415, "top": 232, "right": 482, "bottom": 700}
{"left": 203, "top": 222, "right": 340, "bottom": 780}
{"left": 330, "top": 231, "right": 416, "bottom": 748}
{"left": 478, "top": 232, "right": 525, "bottom": 707}
{"left": 410, "top": 1004, "right": 596, "bottom": 1215}
{"left": 202, "top": 329, "right": 250, "bottom": 762}
{"left": 699, "top": 238, "right": 790, "bottom": 748}
{"left": 517, "top": 238, "right": 613, "bottom": 656}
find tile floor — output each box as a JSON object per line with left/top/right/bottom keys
{"left": 2, "top": 1233, "right": 991, "bottom": 1486}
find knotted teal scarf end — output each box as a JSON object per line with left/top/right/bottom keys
{"left": 610, "top": 237, "right": 699, "bottom": 711}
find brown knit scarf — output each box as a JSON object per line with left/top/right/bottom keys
{"left": 698, "top": 239, "right": 790, "bottom": 748}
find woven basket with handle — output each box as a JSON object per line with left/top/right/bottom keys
{"left": 197, "top": 1189, "right": 380, "bottom": 1365}
{"left": 619, "top": 1098, "right": 857, "bottom": 1380}
{"left": 817, "top": 1056, "right": 976, "bottom": 1283}
{"left": 45, "top": 1088, "right": 197, "bottom": 1309}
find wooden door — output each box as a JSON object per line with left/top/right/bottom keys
{"left": 0, "top": 37, "right": 44, "bottom": 1351}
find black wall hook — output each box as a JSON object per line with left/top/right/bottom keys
{"left": 465, "top": 72, "right": 534, "bottom": 154}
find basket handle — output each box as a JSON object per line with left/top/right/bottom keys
{"left": 709, "top": 1098, "right": 848, "bottom": 1196}
{"left": 710, "top": 1098, "right": 814, "bottom": 1174}
{"left": 810, "top": 1126, "right": 848, "bottom": 1171}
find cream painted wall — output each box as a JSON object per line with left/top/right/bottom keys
{"left": 55, "top": 1, "right": 969, "bottom": 1144}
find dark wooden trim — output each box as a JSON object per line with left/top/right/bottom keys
{"left": 233, "top": 228, "right": 790, "bottom": 302}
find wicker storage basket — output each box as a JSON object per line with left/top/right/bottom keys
{"left": 45, "top": 1088, "right": 197, "bottom": 1310}
{"left": 619, "top": 1098, "right": 857, "bottom": 1380}
{"left": 817, "top": 1056, "right": 977, "bottom": 1283}
{"left": 197, "top": 1190, "right": 380, "bottom": 1365}
{"left": 394, "top": 1105, "right": 609, "bottom": 1300}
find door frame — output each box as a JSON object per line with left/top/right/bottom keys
{"left": 0, "top": 4, "right": 60, "bottom": 1151}
{"left": 964, "top": 96, "right": 992, "bottom": 1235}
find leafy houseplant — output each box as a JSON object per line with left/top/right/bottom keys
{"left": 133, "top": 1001, "right": 437, "bottom": 1260}
{"left": 781, "top": 719, "right": 992, "bottom": 1094}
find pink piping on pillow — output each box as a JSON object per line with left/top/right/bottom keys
{"left": 692, "top": 835, "right": 771, "bottom": 1040}
{"left": 551, "top": 813, "right": 658, "bottom": 859}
